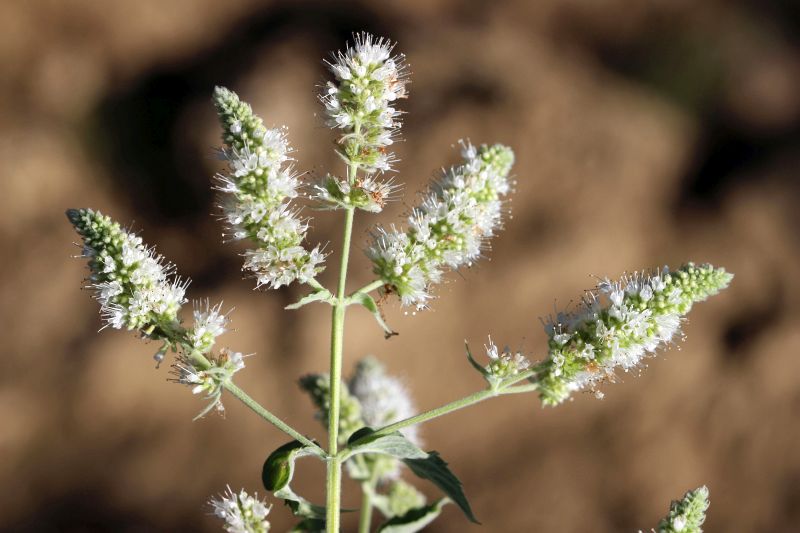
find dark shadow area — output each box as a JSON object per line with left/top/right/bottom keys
{"left": 722, "top": 279, "right": 786, "bottom": 364}
{"left": 555, "top": 13, "right": 800, "bottom": 212}
{"left": 6, "top": 486, "right": 201, "bottom": 533}
{"left": 88, "top": 1, "right": 389, "bottom": 228}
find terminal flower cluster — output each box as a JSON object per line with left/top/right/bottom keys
{"left": 367, "top": 143, "right": 515, "bottom": 308}
{"left": 320, "top": 32, "right": 408, "bottom": 174}
{"left": 213, "top": 87, "right": 325, "bottom": 289}
{"left": 189, "top": 300, "right": 229, "bottom": 354}
{"left": 536, "top": 263, "right": 733, "bottom": 405}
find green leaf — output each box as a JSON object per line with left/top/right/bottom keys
{"left": 464, "top": 341, "right": 489, "bottom": 377}
{"left": 345, "top": 428, "right": 428, "bottom": 461}
{"left": 262, "top": 440, "right": 327, "bottom": 519}
{"left": 289, "top": 518, "right": 326, "bottom": 532}
{"left": 285, "top": 288, "right": 333, "bottom": 310}
{"left": 351, "top": 292, "right": 397, "bottom": 338}
{"left": 377, "top": 498, "right": 451, "bottom": 533}
{"left": 403, "top": 452, "right": 479, "bottom": 524}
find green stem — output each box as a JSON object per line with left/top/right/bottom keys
{"left": 326, "top": 158, "right": 359, "bottom": 532}
{"left": 358, "top": 481, "right": 374, "bottom": 533}
{"left": 373, "top": 389, "right": 495, "bottom": 438}
{"left": 223, "top": 382, "right": 324, "bottom": 454}
{"left": 370, "top": 373, "right": 538, "bottom": 439}
{"left": 348, "top": 279, "right": 384, "bottom": 300}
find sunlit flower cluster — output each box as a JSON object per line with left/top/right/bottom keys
{"left": 313, "top": 174, "right": 400, "bottom": 213}
{"left": 213, "top": 87, "right": 325, "bottom": 289}
{"left": 321, "top": 32, "right": 408, "bottom": 174}
{"left": 189, "top": 300, "right": 229, "bottom": 354}
{"left": 484, "top": 338, "right": 531, "bottom": 380}
{"left": 67, "top": 208, "right": 188, "bottom": 335}
{"left": 210, "top": 486, "right": 271, "bottom": 533}
{"left": 174, "top": 348, "right": 246, "bottom": 418}
{"left": 536, "top": 263, "right": 733, "bottom": 406}
{"left": 367, "top": 142, "right": 515, "bottom": 308}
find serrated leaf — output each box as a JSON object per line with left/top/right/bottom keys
{"left": 351, "top": 292, "right": 397, "bottom": 338}
{"left": 345, "top": 428, "right": 428, "bottom": 461}
{"left": 403, "top": 452, "right": 479, "bottom": 524}
{"left": 285, "top": 288, "right": 333, "bottom": 310}
{"left": 377, "top": 498, "right": 451, "bottom": 533}
{"left": 262, "top": 440, "right": 327, "bottom": 519}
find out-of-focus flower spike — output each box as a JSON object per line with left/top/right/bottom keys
{"left": 349, "top": 357, "right": 419, "bottom": 445}
{"left": 212, "top": 87, "right": 325, "bottom": 290}
{"left": 366, "top": 142, "right": 515, "bottom": 309}
{"left": 536, "top": 263, "right": 733, "bottom": 406}
{"left": 298, "top": 373, "right": 365, "bottom": 445}
{"left": 656, "top": 486, "right": 709, "bottom": 533}
{"left": 348, "top": 357, "right": 420, "bottom": 482}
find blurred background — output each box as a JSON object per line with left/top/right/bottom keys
{"left": 2, "top": 0, "right": 799, "bottom": 531}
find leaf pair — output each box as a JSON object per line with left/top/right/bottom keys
{"left": 262, "top": 431, "right": 478, "bottom": 531}
{"left": 347, "top": 429, "right": 479, "bottom": 524}
{"left": 287, "top": 287, "right": 396, "bottom": 339}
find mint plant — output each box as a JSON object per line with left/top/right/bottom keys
{"left": 67, "top": 33, "right": 730, "bottom": 532}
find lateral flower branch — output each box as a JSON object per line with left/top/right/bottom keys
{"left": 66, "top": 32, "right": 733, "bottom": 533}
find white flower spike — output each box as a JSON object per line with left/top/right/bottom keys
{"left": 536, "top": 263, "right": 733, "bottom": 405}
{"left": 367, "top": 142, "right": 515, "bottom": 308}
{"left": 213, "top": 87, "right": 325, "bottom": 289}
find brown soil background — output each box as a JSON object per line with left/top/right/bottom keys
{"left": 2, "top": 1, "right": 799, "bottom": 531}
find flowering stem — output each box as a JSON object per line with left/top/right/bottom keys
{"left": 326, "top": 153, "right": 358, "bottom": 531}
{"left": 223, "top": 382, "right": 324, "bottom": 454}
{"left": 368, "top": 373, "right": 538, "bottom": 439}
